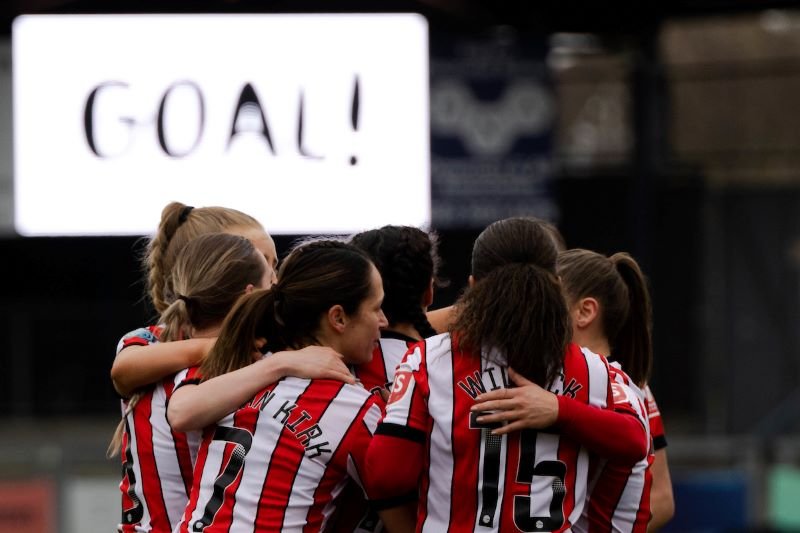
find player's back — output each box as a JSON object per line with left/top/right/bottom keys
{"left": 389, "top": 334, "right": 614, "bottom": 532}
{"left": 177, "top": 376, "right": 381, "bottom": 533}
{"left": 116, "top": 327, "right": 201, "bottom": 533}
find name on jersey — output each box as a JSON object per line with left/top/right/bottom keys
{"left": 457, "top": 367, "right": 509, "bottom": 399}
{"left": 248, "top": 391, "right": 332, "bottom": 459}
{"left": 456, "top": 368, "right": 582, "bottom": 400}
{"left": 548, "top": 372, "right": 582, "bottom": 399}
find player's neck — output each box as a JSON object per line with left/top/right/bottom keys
{"left": 192, "top": 324, "right": 221, "bottom": 339}
{"left": 586, "top": 339, "right": 611, "bottom": 358}
{"left": 573, "top": 330, "right": 611, "bottom": 358}
{"left": 384, "top": 323, "right": 422, "bottom": 341}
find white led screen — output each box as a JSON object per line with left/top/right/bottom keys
{"left": 12, "top": 14, "right": 429, "bottom": 235}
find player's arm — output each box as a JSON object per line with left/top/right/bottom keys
{"left": 426, "top": 305, "right": 455, "bottom": 334}
{"left": 648, "top": 447, "right": 675, "bottom": 531}
{"left": 366, "top": 437, "right": 421, "bottom": 533}
{"left": 644, "top": 385, "right": 674, "bottom": 530}
{"left": 167, "top": 346, "right": 354, "bottom": 431}
{"left": 472, "top": 368, "right": 648, "bottom": 464}
{"left": 366, "top": 428, "right": 425, "bottom": 501}
{"left": 111, "top": 337, "right": 214, "bottom": 398}
{"left": 336, "top": 396, "right": 418, "bottom": 533}
{"left": 366, "top": 344, "right": 429, "bottom": 504}
{"left": 377, "top": 503, "right": 416, "bottom": 533}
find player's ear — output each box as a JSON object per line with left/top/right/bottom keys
{"left": 574, "top": 297, "right": 599, "bottom": 328}
{"left": 422, "top": 278, "right": 435, "bottom": 309}
{"left": 327, "top": 304, "right": 348, "bottom": 333}
{"left": 468, "top": 275, "right": 475, "bottom": 288}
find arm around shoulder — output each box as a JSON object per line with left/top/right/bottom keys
{"left": 556, "top": 395, "right": 648, "bottom": 464}
{"left": 111, "top": 338, "right": 212, "bottom": 397}
{"left": 167, "top": 347, "right": 355, "bottom": 431}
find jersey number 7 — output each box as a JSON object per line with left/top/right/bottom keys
{"left": 192, "top": 426, "right": 253, "bottom": 532}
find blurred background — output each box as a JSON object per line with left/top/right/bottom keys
{"left": 2, "top": 0, "right": 800, "bottom": 531}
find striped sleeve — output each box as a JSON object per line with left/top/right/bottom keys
{"left": 556, "top": 348, "right": 649, "bottom": 464}
{"left": 377, "top": 342, "right": 430, "bottom": 442}
{"left": 644, "top": 385, "right": 668, "bottom": 449}
{"left": 609, "top": 367, "right": 649, "bottom": 427}
{"left": 366, "top": 341, "right": 430, "bottom": 503}
{"left": 172, "top": 366, "right": 203, "bottom": 392}
{"left": 116, "top": 325, "right": 162, "bottom": 355}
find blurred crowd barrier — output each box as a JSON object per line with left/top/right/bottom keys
{"left": 1, "top": 418, "right": 799, "bottom": 533}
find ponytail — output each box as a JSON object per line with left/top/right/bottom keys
{"left": 158, "top": 298, "right": 193, "bottom": 343}
{"left": 610, "top": 253, "right": 653, "bottom": 386}
{"left": 558, "top": 248, "right": 653, "bottom": 387}
{"left": 142, "top": 201, "right": 264, "bottom": 315}
{"left": 107, "top": 395, "right": 139, "bottom": 458}
{"left": 110, "top": 232, "right": 265, "bottom": 456}
{"left": 145, "top": 202, "right": 188, "bottom": 314}
{"left": 409, "top": 306, "right": 438, "bottom": 339}
{"left": 200, "top": 289, "right": 278, "bottom": 381}
{"left": 453, "top": 263, "right": 569, "bottom": 387}
{"left": 201, "top": 239, "right": 375, "bottom": 380}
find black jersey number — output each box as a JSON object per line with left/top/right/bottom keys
{"left": 192, "top": 426, "right": 253, "bottom": 532}
{"left": 470, "top": 414, "right": 566, "bottom": 531}
{"left": 121, "top": 419, "right": 144, "bottom": 525}
{"left": 513, "top": 430, "right": 566, "bottom": 532}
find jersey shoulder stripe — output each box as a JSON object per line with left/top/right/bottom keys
{"left": 117, "top": 325, "right": 163, "bottom": 354}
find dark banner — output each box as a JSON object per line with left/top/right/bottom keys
{"left": 430, "top": 28, "right": 556, "bottom": 229}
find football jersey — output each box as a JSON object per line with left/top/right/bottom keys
{"left": 175, "top": 374, "right": 383, "bottom": 533}
{"left": 644, "top": 386, "right": 667, "bottom": 450}
{"left": 575, "top": 366, "right": 653, "bottom": 533}
{"left": 345, "top": 331, "right": 420, "bottom": 533}
{"left": 353, "top": 331, "right": 420, "bottom": 396}
{"left": 116, "top": 326, "right": 202, "bottom": 533}
{"left": 377, "top": 334, "right": 616, "bottom": 533}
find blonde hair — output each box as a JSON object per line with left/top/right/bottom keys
{"left": 144, "top": 201, "right": 263, "bottom": 314}
{"left": 109, "top": 232, "right": 267, "bottom": 457}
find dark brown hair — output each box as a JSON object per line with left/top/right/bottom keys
{"left": 350, "top": 225, "right": 445, "bottom": 339}
{"left": 200, "top": 240, "right": 375, "bottom": 380}
{"left": 543, "top": 220, "right": 567, "bottom": 252}
{"left": 452, "top": 217, "right": 570, "bottom": 387}
{"left": 143, "top": 201, "right": 263, "bottom": 314}
{"left": 557, "top": 249, "right": 653, "bottom": 386}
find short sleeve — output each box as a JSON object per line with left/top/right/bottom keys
{"left": 645, "top": 385, "right": 668, "bottom": 449}
{"left": 608, "top": 366, "right": 649, "bottom": 427}
{"left": 116, "top": 325, "right": 162, "bottom": 355}
{"left": 366, "top": 343, "right": 430, "bottom": 504}
{"left": 378, "top": 343, "right": 430, "bottom": 442}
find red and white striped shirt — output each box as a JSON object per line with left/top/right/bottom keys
{"left": 116, "top": 326, "right": 202, "bottom": 533}
{"left": 175, "top": 374, "right": 383, "bottom": 533}
{"left": 345, "top": 331, "right": 420, "bottom": 533}
{"left": 576, "top": 366, "right": 653, "bottom": 533}
{"left": 644, "top": 385, "right": 667, "bottom": 451}
{"left": 354, "top": 331, "right": 419, "bottom": 396}
{"left": 371, "top": 334, "right": 617, "bottom": 533}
